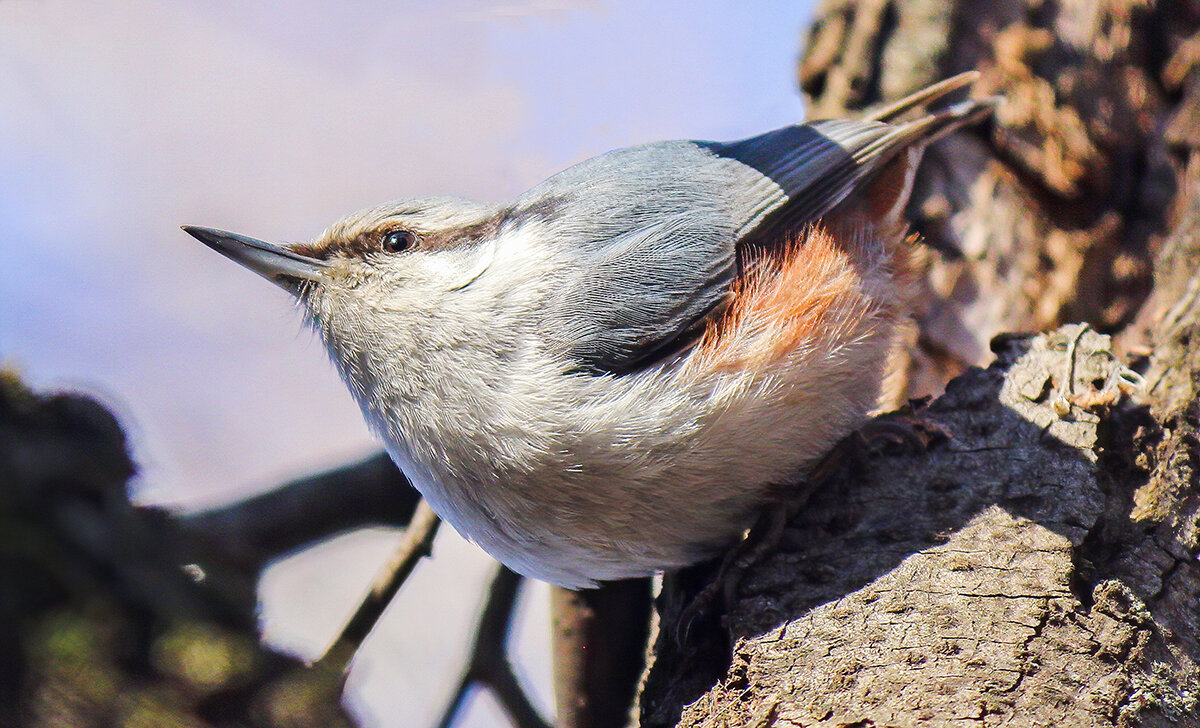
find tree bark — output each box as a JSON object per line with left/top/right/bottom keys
{"left": 800, "top": 0, "right": 1177, "bottom": 405}
{"left": 640, "top": 0, "right": 1200, "bottom": 725}
{"left": 645, "top": 322, "right": 1199, "bottom": 726}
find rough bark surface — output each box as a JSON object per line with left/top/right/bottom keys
{"left": 644, "top": 325, "right": 1198, "bottom": 726}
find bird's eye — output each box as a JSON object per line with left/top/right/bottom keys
{"left": 382, "top": 230, "right": 416, "bottom": 253}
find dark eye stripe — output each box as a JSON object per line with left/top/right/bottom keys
{"left": 290, "top": 209, "right": 510, "bottom": 261}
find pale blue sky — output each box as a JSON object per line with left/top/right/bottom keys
{"left": 0, "top": 1, "right": 815, "bottom": 725}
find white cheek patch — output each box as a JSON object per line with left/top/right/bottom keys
{"left": 322, "top": 259, "right": 368, "bottom": 289}
{"left": 481, "top": 221, "right": 552, "bottom": 283}
{"left": 444, "top": 240, "right": 497, "bottom": 291}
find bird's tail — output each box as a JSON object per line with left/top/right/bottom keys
{"left": 870, "top": 71, "right": 998, "bottom": 153}
{"left": 864, "top": 71, "right": 993, "bottom": 124}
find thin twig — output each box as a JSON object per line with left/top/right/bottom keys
{"left": 436, "top": 566, "right": 550, "bottom": 728}
{"left": 316, "top": 498, "right": 442, "bottom": 673}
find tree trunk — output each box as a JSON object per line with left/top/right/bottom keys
{"left": 639, "top": 0, "right": 1200, "bottom": 725}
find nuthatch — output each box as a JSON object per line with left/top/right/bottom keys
{"left": 185, "top": 74, "right": 992, "bottom": 588}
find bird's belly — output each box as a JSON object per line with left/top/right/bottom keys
{"left": 380, "top": 383, "right": 843, "bottom": 589}
{"left": 388, "top": 444, "right": 765, "bottom": 589}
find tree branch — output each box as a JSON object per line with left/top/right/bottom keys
{"left": 178, "top": 451, "right": 421, "bottom": 572}
{"left": 436, "top": 566, "right": 551, "bottom": 728}
{"left": 317, "top": 499, "right": 441, "bottom": 675}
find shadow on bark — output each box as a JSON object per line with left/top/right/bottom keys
{"left": 644, "top": 325, "right": 1196, "bottom": 726}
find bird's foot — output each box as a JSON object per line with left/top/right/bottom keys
{"left": 673, "top": 405, "right": 949, "bottom": 646}
{"left": 674, "top": 504, "right": 791, "bottom": 646}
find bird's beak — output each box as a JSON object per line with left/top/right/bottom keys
{"left": 182, "top": 225, "right": 327, "bottom": 295}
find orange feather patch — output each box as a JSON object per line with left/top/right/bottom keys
{"left": 687, "top": 223, "right": 907, "bottom": 375}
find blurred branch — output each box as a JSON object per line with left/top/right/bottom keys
{"left": 0, "top": 373, "right": 356, "bottom": 727}
{"left": 552, "top": 579, "right": 653, "bottom": 728}
{"left": 437, "top": 567, "right": 551, "bottom": 728}
{"left": 318, "top": 498, "right": 442, "bottom": 675}
{"left": 177, "top": 451, "right": 420, "bottom": 571}
{"left": 176, "top": 451, "right": 555, "bottom": 727}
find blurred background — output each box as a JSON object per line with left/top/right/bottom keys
{"left": 0, "top": 1, "right": 816, "bottom": 725}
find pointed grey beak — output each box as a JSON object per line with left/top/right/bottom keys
{"left": 182, "top": 225, "right": 327, "bottom": 295}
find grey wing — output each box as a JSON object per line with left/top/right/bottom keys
{"left": 541, "top": 210, "right": 739, "bottom": 375}
{"left": 534, "top": 81, "right": 991, "bottom": 375}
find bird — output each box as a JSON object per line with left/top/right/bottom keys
{"left": 184, "top": 73, "right": 992, "bottom": 589}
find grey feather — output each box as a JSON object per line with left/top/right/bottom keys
{"left": 542, "top": 211, "right": 738, "bottom": 374}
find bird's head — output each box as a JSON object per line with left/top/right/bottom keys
{"left": 184, "top": 197, "right": 512, "bottom": 388}
{"left": 185, "top": 196, "right": 505, "bottom": 294}
{"left": 185, "top": 196, "right": 507, "bottom": 321}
